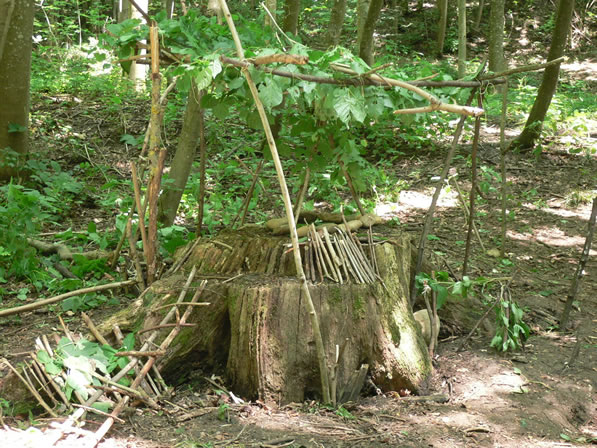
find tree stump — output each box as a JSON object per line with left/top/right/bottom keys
{"left": 105, "top": 226, "right": 433, "bottom": 403}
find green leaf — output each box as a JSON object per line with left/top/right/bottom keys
{"left": 210, "top": 57, "right": 222, "bottom": 78}
{"left": 122, "top": 333, "right": 135, "bottom": 351}
{"left": 92, "top": 402, "right": 113, "bottom": 413}
{"left": 37, "top": 350, "right": 52, "bottom": 364}
{"left": 195, "top": 66, "right": 213, "bottom": 91}
{"left": 8, "top": 123, "right": 27, "bottom": 133}
{"left": 435, "top": 285, "right": 448, "bottom": 308}
{"left": 258, "top": 79, "right": 284, "bottom": 109}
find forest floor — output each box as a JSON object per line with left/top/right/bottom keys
{"left": 2, "top": 11, "right": 597, "bottom": 447}
{"left": 1, "top": 118, "right": 596, "bottom": 447}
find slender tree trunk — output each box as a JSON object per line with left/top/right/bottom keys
{"left": 511, "top": 0, "right": 575, "bottom": 150}
{"left": 158, "top": 83, "right": 204, "bottom": 226}
{"left": 163, "top": 0, "right": 175, "bottom": 18}
{"left": 474, "top": 0, "right": 484, "bottom": 30}
{"left": 457, "top": 0, "right": 467, "bottom": 77}
{"left": 356, "top": 0, "right": 370, "bottom": 51}
{"left": 0, "top": 0, "right": 34, "bottom": 181}
{"left": 264, "top": 0, "right": 277, "bottom": 27}
{"left": 129, "top": 0, "right": 148, "bottom": 91}
{"left": 359, "top": 0, "right": 384, "bottom": 66}
{"left": 436, "top": 0, "right": 448, "bottom": 56}
{"left": 282, "top": 0, "right": 300, "bottom": 35}
{"left": 326, "top": 0, "right": 347, "bottom": 46}
{"left": 488, "top": 0, "right": 506, "bottom": 73}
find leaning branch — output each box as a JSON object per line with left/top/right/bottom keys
{"left": 478, "top": 56, "right": 566, "bottom": 80}
{"left": 220, "top": 56, "right": 483, "bottom": 117}
{"left": 0, "top": 280, "right": 137, "bottom": 318}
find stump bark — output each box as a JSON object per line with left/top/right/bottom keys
{"left": 105, "top": 227, "right": 433, "bottom": 403}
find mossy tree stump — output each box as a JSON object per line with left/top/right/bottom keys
{"left": 110, "top": 227, "right": 432, "bottom": 403}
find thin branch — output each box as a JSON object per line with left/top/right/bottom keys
{"left": 0, "top": 280, "right": 137, "bottom": 318}
{"left": 217, "top": 0, "right": 331, "bottom": 403}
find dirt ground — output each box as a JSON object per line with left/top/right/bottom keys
{"left": 1, "top": 138, "right": 596, "bottom": 447}
{"left": 1, "top": 30, "right": 597, "bottom": 446}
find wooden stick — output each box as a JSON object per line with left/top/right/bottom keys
{"left": 322, "top": 227, "right": 344, "bottom": 284}
{"left": 463, "top": 91, "right": 483, "bottom": 275}
{"left": 2, "top": 359, "right": 57, "bottom": 417}
{"left": 410, "top": 87, "right": 479, "bottom": 308}
{"left": 0, "top": 280, "right": 137, "bottom": 318}
{"left": 560, "top": 197, "right": 597, "bottom": 329}
{"left": 217, "top": 0, "right": 331, "bottom": 403}
{"left": 127, "top": 217, "right": 146, "bottom": 290}
{"left": 81, "top": 312, "right": 110, "bottom": 346}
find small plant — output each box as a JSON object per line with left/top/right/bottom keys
{"left": 565, "top": 189, "right": 596, "bottom": 208}
{"left": 36, "top": 334, "right": 136, "bottom": 402}
{"left": 490, "top": 300, "right": 530, "bottom": 352}
{"left": 335, "top": 405, "right": 355, "bottom": 419}
{"left": 217, "top": 403, "right": 230, "bottom": 422}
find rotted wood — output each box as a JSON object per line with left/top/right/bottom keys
{"left": 123, "top": 227, "right": 434, "bottom": 403}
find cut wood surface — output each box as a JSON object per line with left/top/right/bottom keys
{"left": 109, "top": 227, "right": 432, "bottom": 403}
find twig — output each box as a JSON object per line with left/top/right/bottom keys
{"left": 0, "top": 280, "right": 137, "bottom": 318}
{"left": 499, "top": 79, "right": 509, "bottom": 257}
{"left": 463, "top": 90, "right": 483, "bottom": 276}
{"left": 151, "top": 302, "right": 210, "bottom": 311}
{"left": 138, "top": 323, "right": 196, "bottom": 334}
{"left": 127, "top": 217, "right": 146, "bottom": 290}
{"left": 217, "top": 0, "right": 331, "bottom": 403}
{"left": 81, "top": 312, "right": 110, "bottom": 345}
{"left": 410, "top": 87, "right": 479, "bottom": 308}
{"left": 2, "top": 359, "right": 57, "bottom": 417}
{"left": 478, "top": 56, "right": 566, "bottom": 80}
{"left": 560, "top": 197, "right": 596, "bottom": 329}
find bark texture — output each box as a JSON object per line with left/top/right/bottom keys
{"left": 488, "top": 0, "right": 506, "bottom": 72}
{"left": 0, "top": 0, "right": 34, "bottom": 181}
{"left": 436, "top": 0, "right": 448, "bottom": 56}
{"left": 102, "top": 228, "right": 433, "bottom": 403}
{"left": 356, "top": 0, "right": 371, "bottom": 53}
{"left": 359, "top": 0, "right": 384, "bottom": 66}
{"left": 282, "top": 0, "right": 301, "bottom": 35}
{"left": 326, "top": 0, "right": 348, "bottom": 47}
{"left": 158, "top": 84, "right": 203, "bottom": 226}
{"left": 457, "top": 0, "right": 467, "bottom": 78}
{"left": 511, "top": 0, "right": 575, "bottom": 150}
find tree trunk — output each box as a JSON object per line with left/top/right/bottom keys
{"left": 101, "top": 228, "right": 433, "bottom": 402}
{"left": 264, "top": 0, "right": 277, "bottom": 27}
{"left": 474, "top": 0, "right": 484, "bottom": 30}
{"left": 510, "top": 0, "right": 575, "bottom": 151}
{"left": 158, "top": 83, "right": 203, "bottom": 226}
{"left": 436, "top": 0, "right": 448, "bottom": 56}
{"left": 326, "top": 0, "right": 347, "bottom": 46}
{"left": 0, "top": 0, "right": 34, "bottom": 181}
{"left": 282, "top": 0, "right": 300, "bottom": 35}
{"left": 488, "top": 0, "right": 506, "bottom": 73}
{"left": 457, "top": 0, "right": 467, "bottom": 78}
{"left": 128, "top": 0, "right": 148, "bottom": 91}
{"left": 356, "top": 0, "right": 370, "bottom": 52}
{"left": 359, "top": 0, "right": 384, "bottom": 66}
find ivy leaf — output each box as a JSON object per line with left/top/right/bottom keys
{"left": 258, "top": 80, "right": 283, "bottom": 109}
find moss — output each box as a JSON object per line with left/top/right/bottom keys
{"left": 388, "top": 319, "right": 401, "bottom": 345}
{"left": 327, "top": 285, "right": 343, "bottom": 306}
{"left": 352, "top": 296, "right": 365, "bottom": 319}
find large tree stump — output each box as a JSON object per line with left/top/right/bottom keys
{"left": 104, "top": 227, "right": 432, "bottom": 403}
